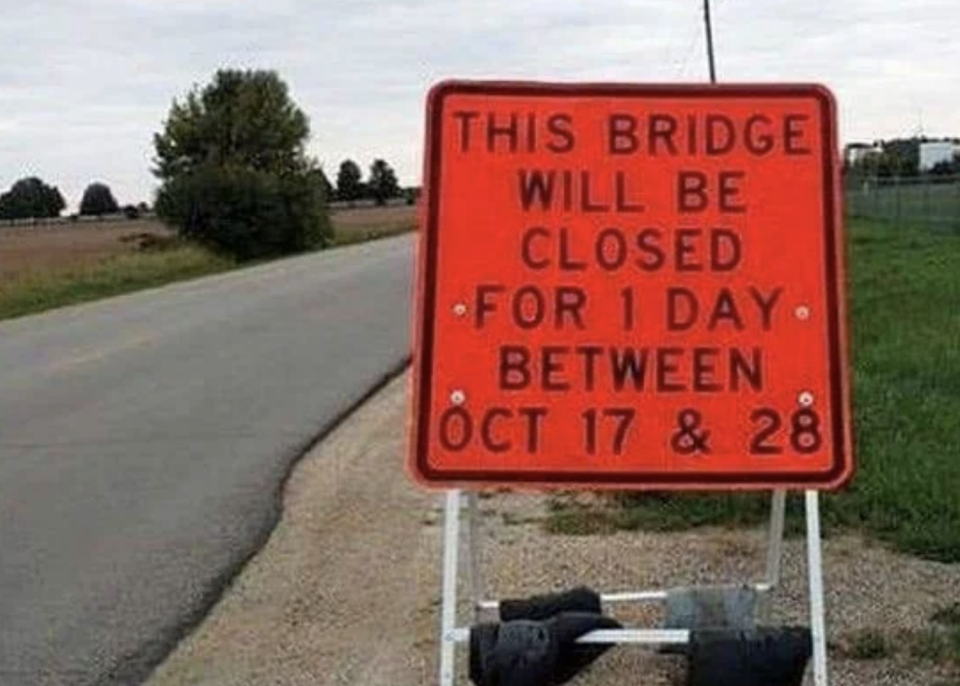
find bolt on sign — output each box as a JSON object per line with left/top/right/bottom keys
{"left": 408, "top": 81, "right": 854, "bottom": 490}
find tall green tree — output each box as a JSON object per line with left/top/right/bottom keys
{"left": 79, "top": 182, "right": 119, "bottom": 216}
{"left": 310, "top": 166, "right": 333, "bottom": 203}
{"left": 336, "top": 159, "right": 363, "bottom": 203}
{"left": 368, "top": 159, "right": 400, "bottom": 206}
{"left": 0, "top": 177, "right": 65, "bottom": 220}
{"left": 878, "top": 138, "right": 920, "bottom": 177}
{"left": 152, "top": 68, "right": 331, "bottom": 259}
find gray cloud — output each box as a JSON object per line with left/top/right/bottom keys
{"left": 0, "top": 0, "right": 957, "bottom": 209}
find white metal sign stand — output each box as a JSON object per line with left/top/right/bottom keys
{"left": 436, "top": 488, "right": 829, "bottom": 686}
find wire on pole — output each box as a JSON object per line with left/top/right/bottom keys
{"left": 703, "top": 0, "right": 718, "bottom": 83}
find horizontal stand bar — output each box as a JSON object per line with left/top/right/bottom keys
{"left": 439, "top": 488, "right": 826, "bottom": 685}
{"left": 476, "top": 582, "right": 773, "bottom": 610}
{"left": 578, "top": 629, "right": 690, "bottom": 644}
{"left": 448, "top": 627, "right": 690, "bottom": 645}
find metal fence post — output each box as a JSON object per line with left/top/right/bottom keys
{"left": 894, "top": 175, "right": 901, "bottom": 230}
{"left": 955, "top": 176, "right": 960, "bottom": 233}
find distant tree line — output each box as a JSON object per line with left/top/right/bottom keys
{"left": 5, "top": 67, "right": 417, "bottom": 261}
{"left": 0, "top": 158, "right": 415, "bottom": 224}
{"left": 0, "top": 176, "right": 147, "bottom": 221}
{"left": 845, "top": 136, "right": 960, "bottom": 179}
{"left": 0, "top": 177, "right": 65, "bottom": 220}
{"left": 332, "top": 158, "right": 417, "bottom": 206}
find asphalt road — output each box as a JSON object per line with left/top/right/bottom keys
{"left": 0, "top": 236, "right": 413, "bottom": 686}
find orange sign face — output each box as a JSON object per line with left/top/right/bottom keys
{"left": 408, "top": 81, "right": 853, "bottom": 491}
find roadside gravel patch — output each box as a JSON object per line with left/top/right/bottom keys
{"left": 146, "top": 373, "right": 960, "bottom": 686}
{"left": 145, "top": 373, "right": 441, "bottom": 686}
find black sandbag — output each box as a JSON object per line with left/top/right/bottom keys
{"left": 499, "top": 586, "right": 602, "bottom": 622}
{"left": 660, "top": 584, "right": 759, "bottom": 656}
{"left": 547, "top": 612, "right": 622, "bottom": 685}
{"left": 686, "top": 626, "right": 813, "bottom": 686}
{"left": 469, "top": 612, "right": 622, "bottom": 686}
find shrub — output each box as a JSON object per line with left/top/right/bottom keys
{"left": 155, "top": 163, "right": 330, "bottom": 261}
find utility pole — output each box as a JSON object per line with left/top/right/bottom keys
{"left": 703, "top": 0, "right": 718, "bottom": 83}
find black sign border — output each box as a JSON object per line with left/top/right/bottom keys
{"left": 412, "top": 81, "right": 852, "bottom": 490}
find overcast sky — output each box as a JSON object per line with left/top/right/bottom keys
{"left": 1, "top": 0, "right": 957, "bottom": 209}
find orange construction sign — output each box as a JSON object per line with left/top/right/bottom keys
{"left": 407, "top": 81, "right": 854, "bottom": 491}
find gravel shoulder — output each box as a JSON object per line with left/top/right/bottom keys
{"left": 145, "top": 372, "right": 960, "bottom": 686}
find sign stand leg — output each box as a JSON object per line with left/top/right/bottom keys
{"left": 760, "top": 489, "right": 787, "bottom": 621}
{"left": 805, "top": 490, "right": 829, "bottom": 686}
{"left": 765, "top": 489, "right": 787, "bottom": 588}
{"left": 435, "top": 488, "right": 831, "bottom": 685}
{"left": 440, "top": 489, "right": 462, "bottom": 686}
{"left": 467, "top": 491, "right": 483, "bottom": 622}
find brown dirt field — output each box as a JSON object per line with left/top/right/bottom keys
{"left": 329, "top": 203, "right": 418, "bottom": 233}
{"left": 0, "top": 219, "right": 173, "bottom": 281}
{"left": 0, "top": 205, "right": 417, "bottom": 283}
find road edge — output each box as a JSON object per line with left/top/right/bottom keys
{"left": 119, "top": 356, "right": 413, "bottom": 686}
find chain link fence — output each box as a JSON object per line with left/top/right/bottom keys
{"left": 845, "top": 173, "right": 960, "bottom": 232}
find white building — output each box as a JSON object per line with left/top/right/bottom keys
{"left": 845, "top": 143, "right": 882, "bottom": 166}
{"left": 919, "top": 141, "right": 960, "bottom": 171}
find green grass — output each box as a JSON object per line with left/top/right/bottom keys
{"left": 832, "top": 625, "right": 960, "bottom": 669}
{"left": 905, "top": 627, "right": 960, "bottom": 667}
{"left": 544, "top": 500, "right": 619, "bottom": 535}
{"left": 501, "top": 512, "right": 544, "bottom": 527}
{"left": 828, "top": 609, "right": 960, "bottom": 668}
{"left": 834, "top": 219, "right": 960, "bottom": 560}
{"left": 933, "top": 604, "right": 960, "bottom": 627}
{"left": 844, "top": 629, "right": 895, "bottom": 660}
{"left": 0, "top": 245, "right": 234, "bottom": 321}
{"left": 925, "top": 604, "right": 960, "bottom": 668}
{"left": 905, "top": 628, "right": 951, "bottom": 663}
{"left": 546, "top": 491, "right": 800, "bottom": 536}
{"left": 547, "top": 218, "right": 960, "bottom": 563}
